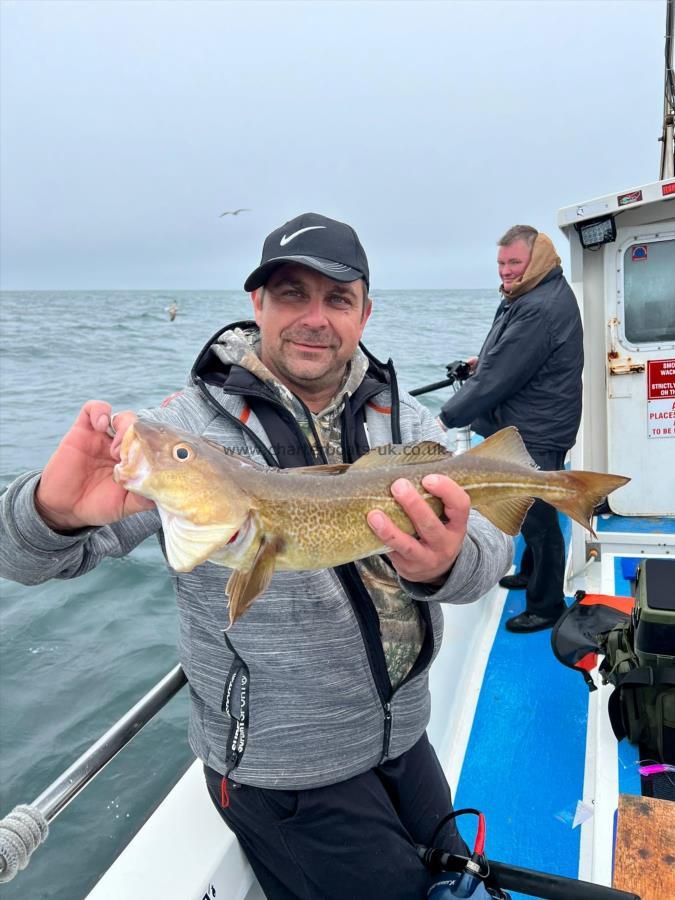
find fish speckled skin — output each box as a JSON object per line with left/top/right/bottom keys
{"left": 114, "top": 420, "right": 629, "bottom": 624}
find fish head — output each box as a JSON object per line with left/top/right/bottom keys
{"left": 114, "top": 420, "right": 256, "bottom": 570}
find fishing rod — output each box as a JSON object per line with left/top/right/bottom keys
{"left": 419, "top": 808, "right": 640, "bottom": 900}
{"left": 410, "top": 359, "right": 473, "bottom": 397}
{"left": 0, "top": 664, "right": 187, "bottom": 882}
{"left": 411, "top": 359, "right": 474, "bottom": 454}
{"left": 418, "top": 845, "right": 640, "bottom": 900}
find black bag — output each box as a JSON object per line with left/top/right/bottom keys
{"left": 551, "top": 591, "right": 634, "bottom": 690}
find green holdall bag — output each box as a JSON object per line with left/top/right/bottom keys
{"left": 601, "top": 558, "right": 675, "bottom": 764}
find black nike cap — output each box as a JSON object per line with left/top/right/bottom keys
{"left": 244, "top": 212, "right": 370, "bottom": 292}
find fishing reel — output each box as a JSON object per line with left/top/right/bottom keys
{"left": 419, "top": 808, "right": 511, "bottom": 899}
{"left": 445, "top": 360, "right": 472, "bottom": 384}
{"left": 418, "top": 808, "right": 641, "bottom": 900}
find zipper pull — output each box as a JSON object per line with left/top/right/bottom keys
{"left": 220, "top": 776, "right": 230, "bottom": 809}
{"left": 383, "top": 701, "right": 393, "bottom": 755}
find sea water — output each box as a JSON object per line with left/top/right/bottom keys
{"left": 0, "top": 289, "right": 497, "bottom": 899}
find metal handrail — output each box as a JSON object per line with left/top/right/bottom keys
{"left": 34, "top": 663, "right": 187, "bottom": 823}
{"left": 0, "top": 664, "right": 187, "bottom": 881}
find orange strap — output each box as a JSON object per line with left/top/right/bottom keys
{"left": 578, "top": 593, "right": 635, "bottom": 614}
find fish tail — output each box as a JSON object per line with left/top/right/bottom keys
{"left": 553, "top": 471, "right": 630, "bottom": 535}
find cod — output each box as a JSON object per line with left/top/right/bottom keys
{"left": 114, "top": 420, "right": 629, "bottom": 626}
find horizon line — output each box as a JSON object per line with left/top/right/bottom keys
{"left": 0, "top": 285, "right": 496, "bottom": 293}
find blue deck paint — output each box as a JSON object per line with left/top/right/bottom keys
{"left": 455, "top": 516, "right": 588, "bottom": 895}
{"left": 613, "top": 555, "right": 635, "bottom": 599}
{"left": 596, "top": 515, "right": 675, "bottom": 534}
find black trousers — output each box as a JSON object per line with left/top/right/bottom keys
{"left": 204, "top": 733, "right": 468, "bottom": 900}
{"left": 517, "top": 447, "right": 568, "bottom": 618}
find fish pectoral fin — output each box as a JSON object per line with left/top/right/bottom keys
{"left": 226, "top": 536, "right": 282, "bottom": 627}
{"left": 158, "top": 508, "right": 235, "bottom": 572}
{"left": 350, "top": 440, "right": 451, "bottom": 470}
{"left": 464, "top": 427, "right": 537, "bottom": 469}
{"left": 473, "top": 496, "right": 534, "bottom": 536}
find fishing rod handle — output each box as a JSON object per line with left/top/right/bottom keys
{"left": 488, "top": 859, "right": 640, "bottom": 900}
{"left": 409, "top": 377, "right": 457, "bottom": 397}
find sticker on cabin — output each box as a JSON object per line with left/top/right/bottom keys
{"left": 631, "top": 245, "right": 648, "bottom": 262}
{"left": 617, "top": 189, "right": 643, "bottom": 206}
{"left": 647, "top": 359, "right": 675, "bottom": 438}
{"left": 662, "top": 182, "right": 675, "bottom": 196}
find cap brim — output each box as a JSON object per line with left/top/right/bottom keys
{"left": 244, "top": 255, "right": 366, "bottom": 292}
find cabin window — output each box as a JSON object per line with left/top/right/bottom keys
{"left": 623, "top": 238, "right": 675, "bottom": 343}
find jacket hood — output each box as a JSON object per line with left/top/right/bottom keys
{"left": 191, "top": 320, "right": 394, "bottom": 408}
{"left": 500, "top": 233, "right": 562, "bottom": 301}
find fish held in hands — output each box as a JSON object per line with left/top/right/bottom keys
{"left": 113, "top": 421, "right": 629, "bottom": 626}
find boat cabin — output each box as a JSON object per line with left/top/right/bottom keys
{"left": 558, "top": 178, "right": 675, "bottom": 575}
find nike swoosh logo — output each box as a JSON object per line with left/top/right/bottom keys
{"left": 279, "top": 226, "right": 326, "bottom": 246}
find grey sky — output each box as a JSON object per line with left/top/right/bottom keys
{"left": 0, "top": 0, "right": 667, "bottom": 290}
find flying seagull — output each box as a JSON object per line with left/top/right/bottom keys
{"left": 219, "top": 208, "right": 251, "bottom": 217}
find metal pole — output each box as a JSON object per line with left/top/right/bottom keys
{"left": 33, "top": 664, "right": 187, "bottom": 823}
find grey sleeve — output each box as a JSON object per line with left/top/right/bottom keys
{"left": 0, "top": 471, "right": 161, "bottom": 586}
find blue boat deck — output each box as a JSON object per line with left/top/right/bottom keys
{"left": 454, "top": 515, "right": 646, "bottom": 898}
{"left": 595, "top": 515, "right": 675, "bottom": 534}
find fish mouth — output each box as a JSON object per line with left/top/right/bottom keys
{"left": 113, "top": 427, "right": 150, "bottom": 490}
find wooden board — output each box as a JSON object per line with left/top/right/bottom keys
{"left": 613, "top": 793, "right": 675, "bottom": 900}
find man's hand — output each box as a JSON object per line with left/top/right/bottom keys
{"left": 35, "top": 400, "right": 154, "bottom": 531}
{"left": 366, "top": 475, "right": 470, "bottom": 584}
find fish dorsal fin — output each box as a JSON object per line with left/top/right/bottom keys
{"left": 283, "top": 463, "right": 352, "bottom": 476}
{"left": 226, "top": 535, "right": 282, "bottom": 627}
{"left": 158, "top": 508, "right": 237, "bottom": 572}
{"left": 464, "top": 427, "right": 537, "bottom": 469}
{"left": 350, "top": 441, "right": 452, "bottom": 470}
{"left": 473, "top": 496, "right": 534, "bottom": 536}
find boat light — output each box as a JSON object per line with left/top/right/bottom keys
{"left": 575, "top": 215, "right": 616, "bottom": 250}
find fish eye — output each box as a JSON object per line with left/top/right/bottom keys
{"left": 172, "top": 443, "right": 193, "bottom": 462}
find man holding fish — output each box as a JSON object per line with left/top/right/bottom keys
{"left": 0, "top": 214, "right": 624, "bottom": 899}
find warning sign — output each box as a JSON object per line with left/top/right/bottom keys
{"left": 648, "top": 359, "right": 675, "bottom": 399}
{"left": 647, "top": 359, "right": 675, "bottom": 438}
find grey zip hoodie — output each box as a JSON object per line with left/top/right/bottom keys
{"left": 0, "top": 329, "right": 512, "bottom": 789}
